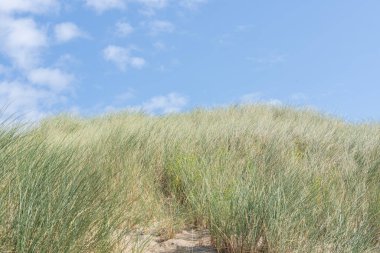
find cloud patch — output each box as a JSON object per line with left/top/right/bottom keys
{"left": 0, "top": 64, "right": 9, "bottom": 75}
{"left": 0, "top": 16, "right": 48, "bottom": 69}
{"left": 27, "top": 68, "right": 74, "bottom": 92}
{"left": 133, "top": 0, "right": 168, "bottom": 15}
{"left": 135, "top": 0, "right": 168, "bottom": 9}
{"left": 0, "top": 14, "right": 75, "bottom": 122}
{"left": 83, "top": 0, "right": 208, "bottom": 13}
{"left": 142, "top": 92, "right": 187, "bottom": 114}
{"left": 115, "top": 21, "right": 134, "bottom": 37}
{"left": 85, "top": 0, "right": 125, "bottom": 13}
{"left": 148, "top": 20, "right": 175, "bottom": 35}
{"left": 180, "top": 0, "right": 208, "bottom": 9}
{"left": 101, "top": 92, "right": 188, "bottom": 116}
{"left": 54, "top": 22, "right": 86, "bottom": 43}
{"left": 240, "top": 92, "right": 282, "bottom": 106}
{"left": 0, "top": 0, "right": 59, "bottom": 14}
{"left": 103, "top": 45, "right": 146, "bottom": 71}
{"left": 0, "top": 81, "right": 59, "bottom": 122}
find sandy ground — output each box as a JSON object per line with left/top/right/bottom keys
{"left": 123, "top": 229, "right": 217, "bottom": 253}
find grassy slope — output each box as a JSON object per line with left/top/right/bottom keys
{"left": 0, "top": 105, "right": 379, "bottom": 252}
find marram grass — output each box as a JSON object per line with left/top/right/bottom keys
{"left": 0, "top": 105, "right": 379, "bottom": 252}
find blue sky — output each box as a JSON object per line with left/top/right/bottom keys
{"left": 0, "top": 0, "right": 379, "bottom": 122}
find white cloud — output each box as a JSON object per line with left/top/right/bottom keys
{"left": 0, "top": 64, "right": 9, "bottom": 75}
{"left": 55, "top": 54, "right": 80, "bottom": 68}
{"left": 240, "top": 92, "right": 282, "bottom": 106}
{"left": 85, "top": 0, "right": 126, "bottom": 13}
{"left": 54, "top": 22, "right": 85, "bottom": 43}
{"left": 135, "top": 0, "right": 168, "bottom": 9}
{"left": 103, "top": 45, "right": 146, "bottom": 71}
{"left": 0, "top": 1, "right": 76, "bottom": 122}
{"left": 115, "top": 21, "right": 134, "bottom": 37}
{"left": 84, "top": 0, "right": 208, "bottom": 13}
{"left": 134, "top": 0, "right": 168, "bottom": 15}
{"left": 142, "top": 93, "right": 187, "bottom": 114}
{"left": 129, "top": 57, "right": 146, "bottom": 68}
{"left": 0, "top": 16, "right": 48, "bottom": 69}
{"left": 153, "top": 41, "right": 166, "bottom": 51}
{"left": 27, "top": 68, "right": 74, "bottom": 92}
{"left": 101, "top": 92, "right": 188, "bottom": 115}
{"left": 180, "top": 0, "right": 208, "bottom": 9}
{"left": 0, "top": 81, "right": 56, "bottom": 122}
{"left": 148, "top": 20, "right": 174, "bottom": 35}
{"left": 0, "top": 0, "right": 59, "bottom": 14}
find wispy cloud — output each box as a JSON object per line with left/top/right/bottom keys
{"left": 153, "top": 41, "right": 167, "bottom": 51}
{"left": 0, "top": 0, "right": 60, "bottom": 14}
{"left": 0, "top": 81, "right": 60, "bottom": 122}
{"left": 84, "top": 0, "right": 126, "bottom": 13}
{"left": 135, "top": 0, "right": 168, "bottom": 9}
{"left": 148, "top": 20, "right": 175, "bottom": 35}
{"left": 240, "top": 92, "right": 282, "bottom": 106}
{"left": 54, "top": 22, "right": 86, "bottom": 43}
{"left": 135, "top": 0, "right": 168, "bottom": 11}
{"left": 115, "top": 21, "right": 134, "bottom": 37}
{"left": 83, "top": 0, "right": 207, "bottom": 13}
{"left": 103, "top": 45, "right": 146, "bottom": 71}
{"left": 133, "top": 0, "right": 168, "bottom": 15}
{"left": 141, "top": 92, "right": 187, "bottom": 114}
{"left": 84, "top": 0, "right": 170, "bottom": 15}
{"left": 27, "top": 68, "right": 74, "bottom": 92}
{"left": 55, "top": 54, "right": 80, "bottom": 68}
{"left": 0, "top": 64, "right": 9, "bottom": 75}
{"left": 0, "top": 16, "right": 48, "bottom": 69}
{"left": 101, "top": 92, "right": 188, "bottom": 115}
{"left": 180, "top": 0, "right": 208, "bottom": 10}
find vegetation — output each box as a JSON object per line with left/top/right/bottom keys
{"left": 0, "top": 105, "right": 379, "bottom": 252}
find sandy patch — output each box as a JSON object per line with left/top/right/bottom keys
{"left": 123, "top": 228, "right": 217, "bottom": 253}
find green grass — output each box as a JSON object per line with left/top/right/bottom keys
{"left": 0, "top": 105, "right": 379, "bottom": 252}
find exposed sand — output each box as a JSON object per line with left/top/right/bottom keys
{"left": 123, "top": 229, "right": 217, "bottom": 253}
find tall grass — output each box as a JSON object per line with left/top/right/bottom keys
{"left": 0, "top": 105, "right": 379, "bottom": 252}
